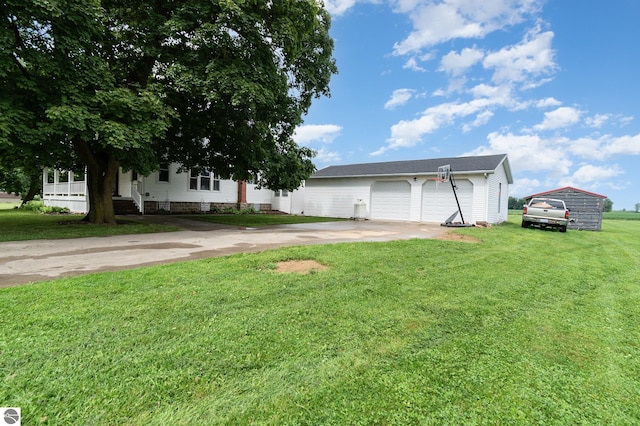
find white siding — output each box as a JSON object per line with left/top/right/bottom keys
{"left": 305, "top": 178, "right": 372, "bottom": 218}
{"left": 270, "top": 187, "right": 305, "bottom": 214}
{"left": 485, "top": 165, "right": 509, "bottom": 223}
{"left": 142, "top": 165, "right": 238, "bottom": 203}
{"left": 46, "top": 197, "right": 89, "bottom": 213}
{"left": 290, "top": 187, "right": 305, "bottom": 215}
{"left": 371, "top": 180, "right": 411, "bottom": 221}
{"left": 469, "top": 176, "right": 487, "bottom": 224}
{"left": 421, "top": 179, "right": 473, "bottom": 223}
{"left": 246, "top": 183, "right": 272, "bottom": 204}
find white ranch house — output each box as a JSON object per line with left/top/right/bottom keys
{"left": 42, "top": 165, "right": 292, "bottom": 215}
{"left": 43, "top": 153, "right": 512, "bottom": 225}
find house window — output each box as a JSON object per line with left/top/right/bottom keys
{"left": 189, "top": 169, "right": 220, "bottom": 191}
{"left": 47, "top": 170, "right": 55, "bottom": 184}
{"left": 281, "top": 189, "right": 289, "bottom": 197}
{"left": 159, "top": 164, "right": 170, "bottom": 182}
{"left": 131, "top": 171, "right": 138, "bottom": 181}
{"left": 200, "top": 170, "right": 211, "bottom": 190}
{"left": 274, "top": 189, "right": 288, "bottom": 197}
{"left": 274, "top": 190, "right": 280, "bottom": 197}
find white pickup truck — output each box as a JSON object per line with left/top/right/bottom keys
{"left": 521, "top": 197, "right": 570, "bottom": 232}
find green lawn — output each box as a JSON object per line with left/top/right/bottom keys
{"left": 0, "top": 208, "right": 343, "bottom": 242}
{"left": 0, "top": 208, "right": 179, "bottom": 242}
{"left": 1, "top": 215, "right": 639, "bottom": 424}
{"left": 184, "top": 213, "right": 346, "bottom": 227}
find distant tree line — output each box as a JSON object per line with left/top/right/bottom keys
{"left": 508, "top": 197, "right": 526, "bottom": 210}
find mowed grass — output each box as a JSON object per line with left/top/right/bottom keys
{"left": 184, "top": 213, "right": 346, "bottom": 227}
{"left": 0, "top": 208, "right": 342, "bottom": 242}
{"left": 1, "top": 216, "right": 640, "bottom": 424}
{"left": 0, "top": 208, "right": 179, "bottom": 242}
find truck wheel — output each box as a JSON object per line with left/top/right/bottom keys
{"left": 560, "top": 225, "right": 567, "bottom": 233}
{"left": 521, "top": 221, "right": 528, "bottom": 228}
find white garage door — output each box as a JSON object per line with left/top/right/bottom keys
{"left": 371, "top": 180, "right": 411, "bottom": 221}
{"left": 422, "top": 179, "right": 473, "bottom": 223}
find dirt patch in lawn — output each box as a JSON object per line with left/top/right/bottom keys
{"left": 276, "top": 260, "right": 328, "bottom": 274}
{"left": 436, "top": 232, "right": 482, "bottom": 243}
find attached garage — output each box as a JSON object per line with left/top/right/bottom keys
{"left": 371, "top": 180, "right": 411, "bottom": 220}
{"left": 305, "top": 154, "right": 513, "bottom": 225}
{"left": 422, "top": 179, "right": 473, "bottom": 223}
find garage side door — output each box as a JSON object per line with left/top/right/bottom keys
{"left": 371, "top": 180, "right": 411, "bottom": 221}
{"left": 422, "top": 179, "right": 473, "bottom": 223}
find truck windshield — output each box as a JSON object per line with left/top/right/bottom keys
{"left": 530, "top": 199, "right": 564, "bottom": 209}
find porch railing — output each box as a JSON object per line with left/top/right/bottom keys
{"left": 131, "top": 181, "right": 144, "bottom": 214}
{"left": 43, "top": 181, "right": 86, "bottom": 197}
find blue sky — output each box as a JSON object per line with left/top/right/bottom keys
{"left": 294, "top": 0, "right": 640, "bottom": 210}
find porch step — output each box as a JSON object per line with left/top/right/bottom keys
{"left": 113, "top": 198, "right": 141, "bottom": 215}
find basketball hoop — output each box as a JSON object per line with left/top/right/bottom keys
{"left": 437, "top": 164, "right": 450, "bottom": 183}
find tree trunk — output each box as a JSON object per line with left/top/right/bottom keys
{"left": 84, "top": 162, "right": 118, "bottom": 224}
{"left": 20, "top": 172, "right": 42, "bottom": 205}
{"left": 73, "top": 138, "right": 119, "bottom": 225}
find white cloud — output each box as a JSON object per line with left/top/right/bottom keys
{"left": 439, "top": 47, "right": 484, "bottom": 76}
{"left": 584, "top": 114, "right": 610, "bottom": 128}
{"left": 294, "top": 124, "right": 342, "bottom": 144}
{"left": 393, "top": 0, "right": 543, "bottom": 55}
{"left": 533, "top": 106, "right": 582, "bottom": 131}
{"left": 314, "top": 147, "right": 342, "bottom": 164}
{"left": 465, "top": 131, "right": 572, "bottom": 176}
{"left": 566, "top": 136, "right": 606, "bottom": 160}
{"left": 510, "top": 177, "right": 541, "bottom": 197}
{"left": 469, "top": 83, "right": 515, "bottom": 106}
{"left": 559, "top": 164, "right": 623, "bottom": 187}
{"left": 403, "top": 57, "right": 427, "bottom": 72}
{"left": 483, "top": 27, "right": 556, "bottom": 86}
{"left": 572, "top": 164, "right": 623, "bottom": 183}
{"left": 619, "top": 116, "right": 634, "bottom": 127}
{"left": 322, "top": 0, "right": 359, "bottom": 16}
{"left": 376, "top": 97, "right": 500, "bottom": 154}
{"left": 384, "top": 88, "right": 415, "bottom": 109}
{"left": 463, "top": 110, "right": 494, "bottom": 132}
{"left": 535, "top": 97, "right": 562, "bottom": 108}
{"left": 601, "top": 133, "right": 640, "bottom": 157}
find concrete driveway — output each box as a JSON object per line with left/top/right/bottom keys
{"left": 0, "top": 216, "right": 449, "bottom": 287}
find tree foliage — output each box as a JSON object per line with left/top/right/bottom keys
{"left": 508, "top": 196, "right": 526, "bottom": 210}
{"left": 603, "top": 198, "right": 613, "bottom": 212}
{"left": 1, "top": 0, "right": 336, "bottom": 223}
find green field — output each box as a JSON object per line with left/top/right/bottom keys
{"left": 1, "top": 215, "right": 639, "bottom": 424}
{"left": 603, "top": 210, "right": 640, "bottom": 220}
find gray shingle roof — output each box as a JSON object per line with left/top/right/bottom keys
{"left": 312, "top": 154, "right": 510, "bottom": 180}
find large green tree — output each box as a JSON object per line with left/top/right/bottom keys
{"left": 1, "top": 0, "right": 336, "bottom": 224}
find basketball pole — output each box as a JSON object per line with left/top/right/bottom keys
{"left": 449, "top": 169, "right": 465, "bottom": 224}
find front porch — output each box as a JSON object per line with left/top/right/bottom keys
{"left": 43, "top": 168, "right": 145, "bottom": 214}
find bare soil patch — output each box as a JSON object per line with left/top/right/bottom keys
{"left": 436, "top": 232, "right": 482, "bottom": 243}
{"left": 276, "top": 260, "right": 328, "bottom": 274}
